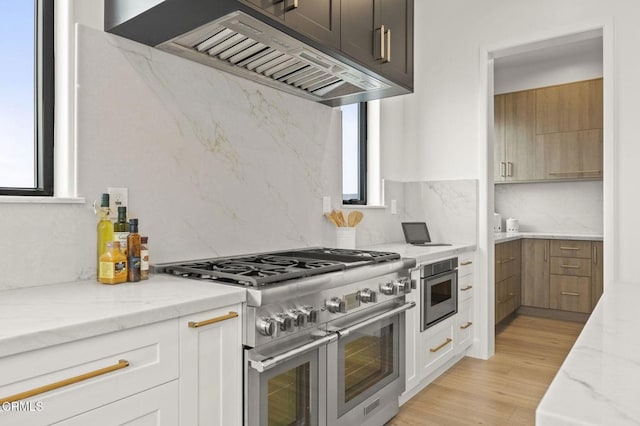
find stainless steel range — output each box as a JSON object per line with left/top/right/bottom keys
{"left": 155, "top": 247, "right": 416, "bottom": 426}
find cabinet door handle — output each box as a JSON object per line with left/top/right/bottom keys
{"left": 500, "top": 162, "right": 506, "bottom": 177}
{"left": 188, "top": 311, "right": 239, "bottom": 328}
{"left": 593, "top": 245, "right": 597, "bottom": 264}
{"left": 560, "top": 246, "right": 580, "bottom": 251}
{"left": 544, "top": 244, "right": 548, "bottom": 262}
{"left": 429, "top": 338, "right": 453, "bottom": 353}
{"left": 560, "top": 264, "right": 580, "bottom": 269}
{"left": 460, "top": 321, "right": 473, "bottom": 330}
{"left": 0, "top": 359, "right": 130, "bottom": 404}
{"left": 460, "top": 260, "right": 473, "bottom": 266}
{"left": 561, "top": 291, "right": 580, "bottom": 297}
{"left": 461, "top": 285, "right": 473, "bottom": 292}
{"left": 507, "top": 162, "right": 513, "bottom": 177}
{"left": 385, "top": 28, "right": 391, "bottom": 62}
{"left": 376, "top": 25, "right": 386, "bottom": 60}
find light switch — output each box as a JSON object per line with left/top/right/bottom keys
{"left": 391, "top": 199, "right": 397, "bottom": 215}
{"left": 322, "top": 196, "right": 331, "bottom": 214}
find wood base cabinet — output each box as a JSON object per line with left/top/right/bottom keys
{"left": 495, "top": 240, "right": 521, "bottom": 325}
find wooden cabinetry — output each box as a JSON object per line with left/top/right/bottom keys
{"left": 495, "top": 239, "right": 521, "bottom": 324}
{"left": 494, "top": 78, "right": 603, "bottom": 183}
{"left": 521, "top": 239, "right": 550, "bottom": 308}
{"left": 520, "top": 238, "right": 604, "bottom": 315}
{"left": 341, "top": 0, "right": 414, "bottom": 87}
{"left": 180, "top": 305, "right": 243, "bottom": 426}
{"left": 244, "top": 0, "right": 340, "bottom": 47}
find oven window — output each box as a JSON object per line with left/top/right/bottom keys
{"left": 344, "top": 323, "right": 394, "bottom": 403}
{"left": 267, "top": 362, "right": 311, "bottom": 426}
{"left": 431, "top": 279, "right": 453, "bottom": 306}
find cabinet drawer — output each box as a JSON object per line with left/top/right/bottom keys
{"left": 54, "top": 381, "right": 179, "bottom": 425}
{"left": 550, "top": 257, "right": 591, "bottom": 277}
{"left": 458, "top": 254, "right": 474, "bottom": 277}
{"left": 550, "top": 275, "right": 592, "bottom": 313}
{"left": 550, "top": 240, "right": 592, "bottom": 258}
{"left": 455, "top": 300, "right": 473, "bottom": 353}
{"left": 421, "top": 318, "right": 455, "bottom": 377}
{"left": 0, "top": 320, "right": 179, "bottom": 426}
{"left": 458, "top": 273, "right": 474, "bottom": 303}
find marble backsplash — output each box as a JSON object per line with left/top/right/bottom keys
{"left": 0, "top": 25, "right": 342, "bottom": 290}
{"left": 495, "top": 181, "right": 603, "bottom": 234}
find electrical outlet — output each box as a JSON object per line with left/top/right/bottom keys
{"left": 107, "top": 187, "right": 128, "bottom": 219}
{"left": 391, "top": 199, "right": 397, "bottom": 215}
{"left": 322, "top": 196, "right": 331, "bottom": 214}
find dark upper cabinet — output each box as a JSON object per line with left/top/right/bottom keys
{"left": 244, "top": 0, "right": 340, "bottom": 48}
{"left": 341, "top": 0, "right": 414, "bottom": 88}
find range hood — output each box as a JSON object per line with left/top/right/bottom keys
{"left": 105, "top": 0, "right": 411, "bottom": 106}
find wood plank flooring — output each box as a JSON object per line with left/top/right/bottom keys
{"left": 390, "top": 315, "right": 584, "bottom": 426}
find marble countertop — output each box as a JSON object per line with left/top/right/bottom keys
{"left": 537, "top": 281, "right": 640, "bottom": 425}
{"left": 494, "top": 232, "right": 603, "bottom": 243}
{"left": 361, "top": 242, "right": 476, "bottom": 264}
{"left": 0, "top": 275, "right": 246, "bottom": 358}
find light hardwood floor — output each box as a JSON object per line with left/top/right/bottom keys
{"left": 390, "top": 315, "right": 584, "bottom": 426}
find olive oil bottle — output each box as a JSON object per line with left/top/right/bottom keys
{"left": 127, "top": 219, "right": 141, "bottom": 282}
{"left": 113, "top": 206, "right": 130, "bottom": 256}
{"left": 96, "top": 193, "right": 114, "bottom": 280}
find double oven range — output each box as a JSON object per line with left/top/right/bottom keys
{"left": 157, "top": 247, "right": 416, "bottom": 426}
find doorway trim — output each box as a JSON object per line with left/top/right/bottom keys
{"left": 476, "top": 18, "right": 615, "bottom": 360}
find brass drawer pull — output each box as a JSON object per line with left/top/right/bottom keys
{"left": 560, "top": 264, "right": 580, "bottom": 269}
{"left": 559, "top": 246, "right": 580, "bottom": 251}
{"left": 429, "top": 338, "right": 453, "bottom": 353}
{"left": 460, "top": 261, "right": 473, "bottom": 266}
{"left": 549, "top": 169, "right": 602, "bottom": 176}
{"left": 496, "top": 257, "right": 515, "bottom": 264}
{"left": 0, "top": 359, "right": 130, "bottom": 404}
{"left": 561, "top": 291, "right": 580, "bottom": 297}
{"left": 461, "top": 285, "right": 473, "bottom": 292}
{"left": 460, "top": 321, "right": 473, "bottom": 330}
{"left": 188, "top": 311, "right": 238, "bottom": 328}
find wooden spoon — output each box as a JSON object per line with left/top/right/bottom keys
{"left": 325, "top": 212, "right": 339, "bottom": 227}
{"left": 348, "top": 210, "right": 363, "bottom": 227}
{"left": 330, "top": 210, "right": 344, "bottom": 227}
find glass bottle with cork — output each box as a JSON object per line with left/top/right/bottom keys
{"left": 127, "top": 219, "right": 141, "bottom": 282}
{"left": 113, "top": 206, "right": 130, "bottom": 256}
{"left": 96, "top": 193, "right": 114, "bottom": 280}
{"left": 98, "top": 241, "right": 128, "bottom": 284}
{"left": 140, "top": 236, "right": 149, "bottom": 280}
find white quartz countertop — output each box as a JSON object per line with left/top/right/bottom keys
{"left": 0, "top": 275, "right": 246, "bottom": 358}
{"left": 537, "top": 281, "right": 640, "bottom": 425}
{"left": 494, "top": 232, "right": 603, "bottom": 243}
{"left": 361, "top": 242, "right": 476, "bottom": 264}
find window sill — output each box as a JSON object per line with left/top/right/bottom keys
{"left": 0, "top": 196, "right": 85, "bottom": 204}
{"left": 342, "top": 204, "right": 386, "bottom": 210}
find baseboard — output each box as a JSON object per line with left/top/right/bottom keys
{"left": 517, "top": 306, "right": 589, "bottom": 323}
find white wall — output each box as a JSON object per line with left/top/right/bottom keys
{"left": 381, "top": 0, "right": 639, "bottom": 283}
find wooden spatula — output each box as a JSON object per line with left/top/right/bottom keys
{"left": 348, "top": 210, "right": 363, "bottom": 227}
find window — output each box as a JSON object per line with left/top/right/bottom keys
{"left": 341, "top": 102, "right": 367, "bottom": 205}
{"left": 0, "top": 0, "right": 54, "bottom": 196}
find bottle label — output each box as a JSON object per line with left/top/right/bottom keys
{"left": 114, "top": 261, "right": 128, "bottom": 281}
{"left": 140, "top": 249, "right": 149, "bottom": 271}
{"left": 129, "top": 256, "right": 141, "bottom": 271}
{"left": 99, "top": 261, "right": 115, "bottom": 279}
{"left": 114, "top": 232, "right": 129, "bottom": 255}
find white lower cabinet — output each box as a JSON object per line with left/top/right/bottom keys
{"left": 179, "top": 305, "right": 243, "bottom": 426}
{"left": 420, "top": 316, "right": 456, "bottom": 375}
{"left": 54, "top": 381, "right": 179, "bottom": 426}
{"left": 455, "top": 299, "right": 474, "bottom": 353}
{"left": 0, "top": 303, "right": 244, "bottom": 426}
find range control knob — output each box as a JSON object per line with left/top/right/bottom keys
{"left": 300, "top": 306, "right": 319, "bottom": 323}
{"left": 288, "top": 310, "right": 307, "bottom": 328}
{"left": 359, "top": 288, "right": 378, "bottom": 303}
{"left": 326, "top": 297, "right": 346, "bottom": 314}
{"left": 379, "top": 281, "right": 397, "bottom": 296}
{"left": 274, "top": 314, "right": 293, "bottom": 332}
{"left": 394, "top": 277, "right": 412, "bottom": 294}
{"left": 257, "top": 317, "right": 276, "bottom": 337}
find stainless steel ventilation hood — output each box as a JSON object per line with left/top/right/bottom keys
{"left": 105, "top": 0, "right": 411, "bottom": 106}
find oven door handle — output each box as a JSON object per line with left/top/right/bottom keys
{"left": 337, "top": 301, "right": 416, "bottom": 339}
{"left": 249, "top": 333, "right": 338, "bottom": 373}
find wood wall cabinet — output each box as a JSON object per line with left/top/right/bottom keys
{"left": 520, "top": 238, "right": 604, "bottom": 314}
{"left": 495, "top": 239, "right": 521, "bottom": 324}
{"left": 494, "top": 78, "right": 603, "bottom": 183}
{"left": 341, "top": 0, "right": 414, "bottom": 87}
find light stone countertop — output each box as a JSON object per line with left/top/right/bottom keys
{"left": 537, "top": 281, "right": 640, "bottom": 425}
{"left": 361, "top": 243, "right": 476, "bottom": 264}
{"left": 0, "top": 275, "right": 246, "bottom": 358}
{"left": 494, "top": 232, "right": 603, "bottom": 244}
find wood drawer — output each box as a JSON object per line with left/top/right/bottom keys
{"left": 550, "top": 257, "right": 592, "bottom": 277}
{"left": 458, "top": 273, "right": 474, "bottom": 303}
{"left": 550, "top": 275, "right": 592, "bottom": 313}
{"left": 550, "top": 240, "right": 592, "bottom": 258}
{"left": 0, "top": 320, "right": 179, "bottom": 426}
